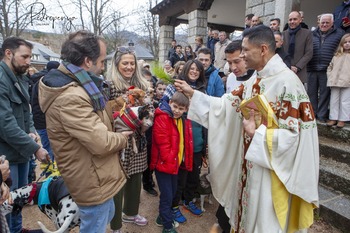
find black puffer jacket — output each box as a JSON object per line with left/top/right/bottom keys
{"left": 307, "top": 27, "right": 344, "bottom": 72}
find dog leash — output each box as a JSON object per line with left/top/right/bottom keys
{"left": 36, "top": 162, "right": 52, "bottom": 182}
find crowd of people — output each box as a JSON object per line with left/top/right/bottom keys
{"left": 0, "top": 1, "right": 349, "bottom": 233}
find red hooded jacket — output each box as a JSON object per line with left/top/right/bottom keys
{"left": 150, "top": 107, "right": 193, "bottom": 174}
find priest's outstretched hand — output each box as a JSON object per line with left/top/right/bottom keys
{"left": 174, "top": 79, "right": 194, "bottom": 98}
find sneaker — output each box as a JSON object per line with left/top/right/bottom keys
{"left": 122, "top": 214, "right": 148, "bottom": 226}
{"left": 172, "top": 207, "right": 186, "bottom": 223}
{"left": 162, "top": 228, "right": 178, "bottom": 233}
{"left": 183, "top": 201, "right": 203, "bottom": 216}
{"left": 144, "top": 187, "right": 158, "bottom": 196}
{"left": 156, "top": 215, "right": 179, "bottom": 228}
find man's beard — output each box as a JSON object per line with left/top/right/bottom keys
{"left": 11, "top": 58, "right": 29, "bottom": 75}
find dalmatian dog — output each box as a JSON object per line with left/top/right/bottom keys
{"left": 1, "top": 177, "right": 80, "bottom": 233}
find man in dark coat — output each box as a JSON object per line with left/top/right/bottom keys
{"left": 0, "top": 37, "right": 50, "bottom": 233}
{"left": 307, "top": 14, "right": 345, "bottom": 122}
{"left": 333, "top": 0, "right": 350, "bottom": 33}
{"left": 31, "top": 61, "right": 60, "bottom": 162}
{"left": 282, "top": 11, "right": 313, "bottom": 84}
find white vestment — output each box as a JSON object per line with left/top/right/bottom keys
{"left": 188, "top": 55, "right": 319, "bottom": 233}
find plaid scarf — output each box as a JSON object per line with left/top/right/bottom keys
{"left": 63, "top": 62, "right": 107, "bottom": 111}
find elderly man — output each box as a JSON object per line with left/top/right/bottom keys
{"left": 307, "top": 14, "right": 344, "bottom": 122}
{"left": 282, "top": 11, "right": 313, "bottom": 84}
{"left": 0, "top": 37, "right": 50, "bottom": 233}
{"left": 175, "top": 25, "right": 319, "bottom": 233}
{"left": 214, "top": 31, "right": 231, "bottom": 77}
{"left": 39, "top": 31, "right": 130, "bottom": 232}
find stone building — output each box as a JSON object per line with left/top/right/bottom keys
{"left": 151, "top": 0, "right": 340, "bottom": 63}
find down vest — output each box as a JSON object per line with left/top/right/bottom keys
{"left": 307, "top": 27, "right": 344, "bottom": 72}
{"left": 150, "top": 106, "right": 193, "bottom": 175}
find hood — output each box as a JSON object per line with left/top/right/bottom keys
{"left": 158, "top": 99, "right": 173, "bottom": 117}
{"left": 39, "top": 68, "right": 77, "bottom": 113}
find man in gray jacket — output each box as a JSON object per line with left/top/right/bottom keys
{"left": 0, "top": 37, "right": 50, "bottom": 233}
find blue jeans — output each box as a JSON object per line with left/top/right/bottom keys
{"left": 37, "top": 129, "right": 54, "bottom": 162}
{"left": 155, "top": 170, "right": 178, "bottom": 230}
{"left": 6, "top": 162, "right": 29, "bottom": 233}
{"left": 78, "top": 198, "right": 115, "bottom": 233}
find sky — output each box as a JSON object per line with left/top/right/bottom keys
{"left": 26, "top": 0, "right": 150, "bottom": 33}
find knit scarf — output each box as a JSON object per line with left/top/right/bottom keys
{"left": 63, "top": 62, "right": 107, "bottom": 111}
{"left": 288, "top": 24, "right": 301, "bottom": 58}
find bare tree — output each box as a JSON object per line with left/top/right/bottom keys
{"left": 0, "top": 0, "right": 31, "bottom": 39}
{"left": 135, "top": 0, "right": 159, "bottom": 60}
{"left": 57, "top": 0, "right": 131, "bottom": 36}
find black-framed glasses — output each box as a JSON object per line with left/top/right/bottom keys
{"left": 116, "top": 46, "right": 135, "bottom": 54}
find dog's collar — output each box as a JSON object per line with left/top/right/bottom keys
{"left": 28, "top": 183, "right": 37, "bottom": 203}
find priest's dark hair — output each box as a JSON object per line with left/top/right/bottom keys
{"left": 242, "top": 25, "right": 276, "bottom": 52}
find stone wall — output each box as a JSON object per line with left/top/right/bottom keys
{"left": 246, "top": 0, "right": 276, "bottom": 26}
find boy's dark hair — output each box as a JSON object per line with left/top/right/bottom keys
{"left": 60, "top": 30, "right": 102, "bottom": 66}
{"left": 2, "top": 37, "right": 33, "bottom": 53}
{"left": 242, "top": 25, "right": 276, "bottom": 52}
{"left": 155, "top": 79, "right": 165, "bottom": 87}
{"left": 197, "top": 47, "right": 212, "bottom": 59}
{"left": 171, "top": 92, "right": 189, "bottom": 108}
{"left": 225, "top": 40, "right": 242, "bottom": 54}
{"left": 175, "top": 44, "right": 182, "bottom": 49}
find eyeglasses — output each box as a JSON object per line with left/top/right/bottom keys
{"left": 116, "top": 46, "right": 135, "bottom": 54}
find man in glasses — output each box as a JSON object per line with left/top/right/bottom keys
{"left": 39, "top": 30, "right": 131, "bottom": 232}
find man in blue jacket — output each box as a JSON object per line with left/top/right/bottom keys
{"left": 0, "top": 37, "right": 50, "bottom": 233}
{"left": 334, "top": 0, "right": 350, "bottom": 32}
{"left": 307, "top": 13, "right": 344, "bottom": 122}
{"left": 197, "top": 47, "right": 225, "bottom": 97}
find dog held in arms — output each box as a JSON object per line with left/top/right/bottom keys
{"left": 0, "top": 105, "right": 155, "bottom": 233}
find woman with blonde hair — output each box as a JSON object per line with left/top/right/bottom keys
{"left": 106, "top": 46, "right": 150, "bottom": 233}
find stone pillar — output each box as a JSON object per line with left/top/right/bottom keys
{"left": 159, "top": 25, "right": 175, "bottom": 64}
{"left": 274, "top": 0, "right": 300, "bottom": 29}
{"left": 188, "top": 9, "right": 208, "bottom": 52}
{"left": 246, "top": 0, "right": 301, "bottom": 31}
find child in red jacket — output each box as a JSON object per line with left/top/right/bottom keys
{"left": 150, "top": 92, "right": 193, "bottom": 233}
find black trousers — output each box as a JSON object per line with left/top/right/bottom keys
{"left": 172, "top": 152, "right": 202, "bottom": 206}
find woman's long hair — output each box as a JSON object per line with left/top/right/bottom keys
{"left": 178, "top": 60, "right": 206, "bottom": 91}
{"left": 106, "top": 49, "right": 149, "bottom": 91}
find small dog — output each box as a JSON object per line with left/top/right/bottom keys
{"left": 194, "top": 173, "right": 213, "bottom": 212}
{"left": 1, "top": 177, "right": 79, "bottom": 233}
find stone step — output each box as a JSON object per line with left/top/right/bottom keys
{"left": 320, "top": 155, "right": 350, "bottom": 197}
{"left": 317, "top": 185, "right": 350, "bottom": 233}
{"left": 317, "top": 122, "right": 350, "bottom": 143}
{"left": 319, "top": 136, "right": 350, "bottom": 165}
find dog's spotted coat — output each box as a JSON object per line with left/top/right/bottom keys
{"left": 1, "top": 183, "right": 80, "bottom": 233}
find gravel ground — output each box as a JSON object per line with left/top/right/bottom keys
{"left": 19, "top": 165, "right": 342, "bottom": 233}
